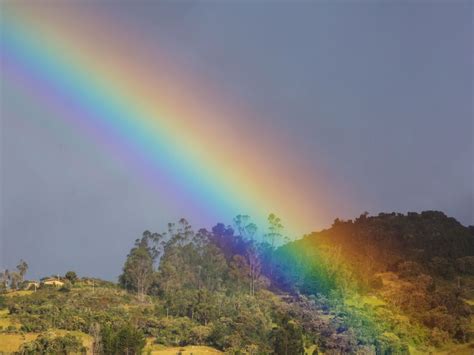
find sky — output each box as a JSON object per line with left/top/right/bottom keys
{"left": 1, "top": 1, "right": 472, "bottom": 280}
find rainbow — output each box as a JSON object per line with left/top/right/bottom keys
{"left": 1, "top": 4, "right": 332, "bottom": 237}
{"left": 0, "top": 5, "right": 425, "bottom": 349}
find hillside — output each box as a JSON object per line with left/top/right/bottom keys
{"left": 0, "top": 211, "right": 473, "bottom": 354}
{"left": 0, "top": 283, "right": 231, "bottom": 354}
{"left": 302, "top": 211, "right": 473, "bottom": 270}
{"left": 273, "top": 211, "right": 474, "bottom": 353}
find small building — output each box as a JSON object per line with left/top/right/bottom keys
{"left": 42, "top": 279, "right": 64, "bottom": 287}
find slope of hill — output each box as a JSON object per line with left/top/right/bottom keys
{"left": 0, "top": 211, "right": 472, "bottom": 354}
{"left": 307, "top": 211, "right": 473, "bottom": 269}
{"left": 273, "top": 211, "right": 474, "bottom": 353}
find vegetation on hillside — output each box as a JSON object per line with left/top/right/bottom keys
{"left": 0, "top": 211, "right": 473, "bottom": 354}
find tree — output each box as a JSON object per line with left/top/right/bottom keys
{"left": 10, "top": 272, "right": 21, "bottom": 290}
{"left": 265, "top": 213, "right": 285, "bottom": 277}
{"left": 89, "top": 322, "right": 102, "bottom": 354}
{"left": 232, "top": 215, "right": 262, "bottom": 296}
{"left": 273, "top": 319, "right": 305, "bottom": 355}
{"left": 233, "top": 215, "right": 258, "bottom": 241}
{"left": 115, "top": 324, "right": 146, "bottom": 355}
{"left": 16, "top": 260, "right": 28, "bottom": 283}
{"left": 101, "top": 324, "right": 145, "bottom": 355}
{"left": 0, "top": 270, "right": 10, "bottom": 290}
{"left": 120, "top": 235, "right": 155, "bottom": 301}
{"left": 65, "top": 271, "right": 78, "bottom": 284}
{"left": 265, "top": 214, "right": 284, "bottom": 249}
{"left": 19, "top": 332, "right": 86, "bottom": 354}
{"left": 247, "top": 244, "right": 262, "bottom": 296}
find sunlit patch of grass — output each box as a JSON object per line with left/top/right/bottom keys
{"left": 0, "top": 333, "right": 38, "bottom": 353}
{"left": 143, "top": 340, "right": 223, "bottom": 355}
{"left": 49, "top": 329, "right": 94, "bottom": 352}
{"left": 410, "top": 341, "right": 474, "bottom": 355}
{"left": 345, "top": 294, "right": 386, "bottom": 308}
{"left": 463, "top": 299, "right": 474, "bottom": 306}
{"left": 0, "top": 309, "right": 18, "bottom": 329}
{"left": 4, "top": 290, "right": 34, "bottom": 298}
{"left": 363, "top": 295, "right": 386, "bottom": 307}
{"left": 318, "top": 313, "right": 333, "bottom": 322}
{"left": 0, "top": 329, "right": 93, "bottom": 353}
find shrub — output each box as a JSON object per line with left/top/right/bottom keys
{"left": 101, "top": 323, "right": 145, "bottom": 355}
{"left": 369, "top": 276, "right": 383, "bottom": 290}
{"left": 429, "top": 327, "right": 450, "bottom": 347}
{"left": 455, "top": 256, "right": 474, "bottom": 274}
{"left": 59, "top": 282, "right": 72, "bottom": 293}
{"left": 20, "top": 317, "right": 49, "bottom": 332}
{"left": 153, "top": 317, "right": 196, "bottom": 346}
{"left": 65, "top": 271, "right": 78, "bottom": 284}
{"left": 422, "top": 307, "right": 457, "bottom": 335}
{"left": 18, "top": 332, "right": 86, "bottom": 354}
{"left": 397, "top": 261, "right": 423, "bottom": 279}
{"left": 0, "top": 295, "right": 6, "bottom": 309}
{"left": 5, "top": 325, "right": 18, "bottom": 333}
{"left": 273, "top": 319, "right": 305, "bottom": 355}
{"left": 430, "top": 257, "right": 455, "bottom": 279}
{"left": 375, "top": 332, "right": 409, "bottom": 354}
{"left": 190, "top": 325, "right": 212, "bottom": 345}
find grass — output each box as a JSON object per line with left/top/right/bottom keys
{"left": 146, "top": 345, "right": 223, "bottom": 355}
{"left": 0, "top": 333, "right": 38, "bottom": 353}
{"left": 410, "top": 342, "right": 474, "bottom": 355}
{"left": 51, "top": 329, "right": 94, "bottom": 352}
{"left": 345, "top": 294, "right": 386, "bottom": 308}
{"left": 4, "top": 290, "right": 34, "bottom": 298}
{"left": 144, "top": 339, "right": 222, "bottom": 355}
{"left": 0, "top": 333, "right": 224, "bottom": 355}
{"left": 0, "top": 309, "right": 14, "bottom": 329}
{"left": 463, "top": 298, "right": 474, "bottom": 306}
{"left": 0, "top": 326, "right": 93, "bottom": 353}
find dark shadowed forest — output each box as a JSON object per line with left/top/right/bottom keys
{"left": 1, "top": 211, "right": 473, "bottom": 354}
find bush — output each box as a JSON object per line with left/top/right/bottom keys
{"left": 59, "top": 282, "right": 72, "bottom": 293}
{"left": 20, "top": 317, "right": 49, "bottom": 332}
{"left": 375, "top": 332, "right": 409, "bottom": 354}
{"left": 422, "top": 307, "right": 457, "bottom": 335}
{"left": 430, "top": 257, "right": 455, "bottom": 279}
{"left": 273, "top": 319, "right": 305, "bottom": 355}
{"left": 455, "top": 256, "right": 474, "bottom": 274}
{"left": 397, "top": 261, "right": 423, "bottom": 278}
{"left": 153, "top": 317, "right": 196, "bottom": 346}
{"left": 101, "top": 323, "right": 145, "bottom": 355}
{"left": 0, "top": 295, "right": 6, "bottom": 309}
{"left": 18, "top": 332, "right": 86, "bottom": 354}
{"left": 369, "top": 276, "right": 383, "bottom": 290}
{"left": 429, "top": 327, "right": 450, "bottom": 347}
{"left": 65, "top": 271, "right": 78, "bottom": 284}
{"left": 190, "top": 325, "right": 212, "bottom": 345}
{"left": 8, "top": 303, "right": 21, "bottom": 314}
{"left": 5, "top": 325, "right": 18, "bottom": 333}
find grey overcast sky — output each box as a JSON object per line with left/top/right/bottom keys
{"left": 1, "top": 1, "right": 473, "bottom": 280}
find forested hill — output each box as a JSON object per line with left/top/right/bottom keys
{"left": 288, "top": 210, "right": 474, "bottom": 273}
{"left": 271, "top": 211, "right": 474, "bottom": 353}
{"left": 1, "top": 211, "right": 473, "bottom": 354}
